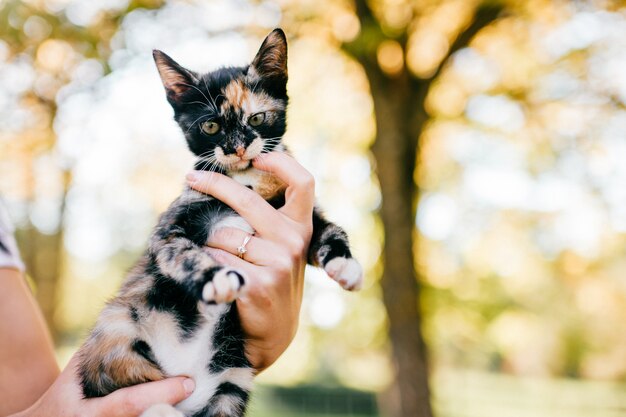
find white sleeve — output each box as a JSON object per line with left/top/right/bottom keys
{"left": 0, "top": 201, "right": 25, "bottom": 272}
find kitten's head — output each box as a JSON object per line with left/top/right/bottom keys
{"left": 153, "top": 29, "right": 288, "bottom": 173}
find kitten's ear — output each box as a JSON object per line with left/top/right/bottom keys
{"left": 153, "top": 50, "right": 198, "bottom": 103}
{"left": 250, "top": 29, "right": 288, "bottom": 80}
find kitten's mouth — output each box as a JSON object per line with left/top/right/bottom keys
{"left": 215, "top": 139, "right": 264, "bottom": 172}
{"left": 216, "top": 150, "right": 257, "bottom": 172}
{"left": 226, "top": 159, "right": 252, "bottom": 171}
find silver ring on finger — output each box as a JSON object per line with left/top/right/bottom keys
{"left": 237, "top": 234, "right": 253, "bottom": 259}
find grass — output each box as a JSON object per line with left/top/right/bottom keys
{"left": 246, "top": 369, "right": 626, "bottom": 417}
{"left": 432, "top": 368, "right": 626, "bottom": 417}
{"left": 248, "top": 384, "right": 377, "bottom": 417}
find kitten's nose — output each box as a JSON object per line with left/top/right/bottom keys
{"left": 235, "top": 146, "right": 245, "bottom": 158}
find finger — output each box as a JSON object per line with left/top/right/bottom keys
{"left": 186, "top": 171, "right": 286, "bottom": 237}
{"left": 206, "top": 228, "right": 277, "bottom": 265}
{"left": 252, "top": 152, "right": 315, "bottom": 222}
{"left": 205, "top": 247, "right": 251, "bottom": 270}
{"left": 204, "top": 247, "right": 274, "bottom": 292}
{"left": 205, "top": 247, "right": 274, "bottom": 309}
{"left": 204, "top": 247, "right": 266, "bottom": 294}
{"left": 93, "top": 377, "right": 194, "bottom": 417}
{"left": 204, "top": 246, "right": 296, "bottom": 302}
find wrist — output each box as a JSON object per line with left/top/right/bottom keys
{"left": 245, "top": 339, "right": 286, "bottom": 373}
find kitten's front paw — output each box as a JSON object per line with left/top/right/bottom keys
{"left": 202, "top": 267, "right": 246, "bottom": 304}
{"left": 140, "top": 404, "right": 184, "bottom": 417}
{"left": 324, "top": 257, "right": 363, "bottom": 291}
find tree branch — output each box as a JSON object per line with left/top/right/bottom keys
{"left": 353, "top": 0, "right": 375, "bottom": 24}
{"left": 426, "top": 2, "right": 504, "bottom": 84}
{"left": 341, "top": 0, "right": 385, "bottom": 64}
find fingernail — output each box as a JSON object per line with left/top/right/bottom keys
{"left": 186, "top": 171, "right": 199, "bottom": 183}
{"left": 183, "top": 378, "right": 195, "bottom": 395}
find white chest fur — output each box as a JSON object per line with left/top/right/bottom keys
{"left": 212, "top": 215, "right": 254, "bottom": 235}
{"left": 142, "top": 308, "right": 223, "bottom": 414}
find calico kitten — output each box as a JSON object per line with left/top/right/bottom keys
{"left": 78, "top": 29, "right": 363, "bottom": 417}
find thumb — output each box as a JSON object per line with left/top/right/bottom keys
{"left": 92, "top": 377, "right": 195, "bottom": 417}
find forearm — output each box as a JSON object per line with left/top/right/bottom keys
{"left": 0, "top": 268, "right": 59, "bottom": 416}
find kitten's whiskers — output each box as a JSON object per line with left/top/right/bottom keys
{"left": 201, "top": 78, "right": 220, "bottom": 113}
{"left": 179, "top": 82, "right": 217, "bottom": 113}
{"left": 186, "top": 114, "right": 210, "bottom": 133}
{"left": 260, "top": 136, "right": 283, "bottom": 154}
{"left": 184, "top": 100, "right": 213, "bottom": 111}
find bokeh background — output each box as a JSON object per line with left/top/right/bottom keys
{"left": 2, "top": 0, "right": 626, "bottom": 416}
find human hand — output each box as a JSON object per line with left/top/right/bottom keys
{"left": 185, "top": 152, "right": 315, "bottom": 372}
{"left": 10, "top": 354, "right": 195, "bottom": 417}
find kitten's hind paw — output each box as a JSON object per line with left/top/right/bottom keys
{"left": 202, "top": 267, "right": 247, "bottom": 304}
{"left": 324, "top": 257, "right": 363, "bottom": 291}
{"left": 140, "top": 404, "right": 185, "bottom": 417}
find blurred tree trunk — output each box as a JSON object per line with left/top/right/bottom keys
{"left": 17, "top": 166, "right": 70, "bottom": 342}
{"left": 343, "top": 2, "right": 502, "bottom": 416}
{"left": 366, "top": 61, "right": 432, "bottom": 417}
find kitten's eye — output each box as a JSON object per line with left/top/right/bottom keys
{"left": 248, "top": 112, "right": 265, "bottom": 127}
{"left": 201, "top": 120, "right": 220, "bottom": 135}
